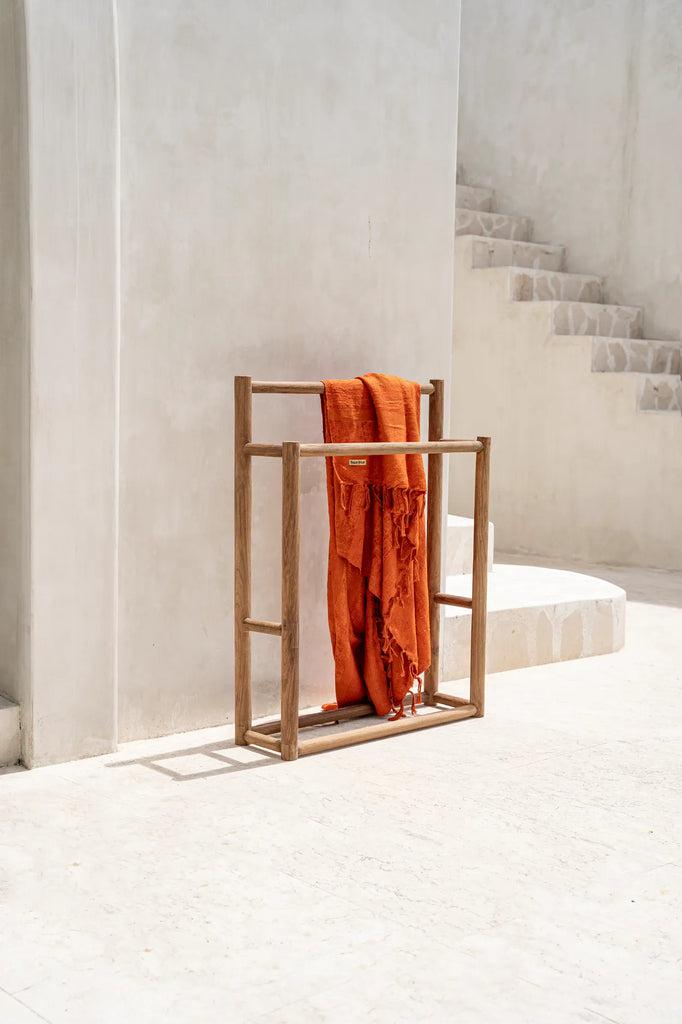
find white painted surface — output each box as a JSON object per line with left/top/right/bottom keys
{"left": 457, "top": 0, "right": 682, "bottom": 342}
{"left": 442, "top": 562, "right": 625, "bottom": 680}
{"left": 0, "top": 564, "right": 680, "bottom": 1022}
{"left": 0, "top": 695, "right": 20, "bottom": 767}
{"left": 0, "top": 1, "right": 28, "bottom": 713}
{"left": 449, "top": 235, "right": 682, "bottom": 569}
{"left": 115, "top": 1, "right": 460, "bottom": 741}
{"left": 446, "top": 513, "right": 494, "bottom": 574}
{"left": 21, "top": 1, "right": 119, "bottom": 766}
{"left": 4, "top": 2, "right": 460, "bottom": 763}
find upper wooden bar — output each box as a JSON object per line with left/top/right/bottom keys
{"left": 251, "top": 380, "right": 435, "bottom": 395}
{"left": 244, "top": 439, "right": 483, "bottom": 458}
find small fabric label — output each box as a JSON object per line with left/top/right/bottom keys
{"left": 348, "top": 458, "right": 367, "bottom": 466}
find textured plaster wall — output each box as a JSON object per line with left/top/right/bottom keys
{"left": 8, "top": 1, "right": 459, "bottom": 762}
{"left": 0, "top": 1, "right": 28, "bottom": 709}
{"left": 114, "top": 1, "right": 460, "bottom": 741}
{"left": 22, "top": 0, "right": 119, "bottom": 765}
{"left": 457, "top": 0, "right": 682, "bottom": 341}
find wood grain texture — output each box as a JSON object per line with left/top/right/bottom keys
{"left": 255, "top": 702, "right": 374, "bottom": 736}
{"left": 470, "top": 436, "right": 491, "bottom": 717}
{"left": 245, "top": 440, "right": 482, "bottom": 458}
{"left": 246, "top": 438, "right": 481, "bottom": 458}
{"left": 251, "top": 381, "right": 435, "bottom": 395}
{"left": 298, "top": 704, "right": 478, "bottom": 756}
{"left": 234, "top": 376, "right": 252, "bottom": 744}
{"left": 300, "top": 439, "right": 481, "bottom": 457}
{"left": 244, "top": 730, "right": 282, "bottom": 753}
{"left": 430, "top": 692, "right": 473, "bottom": 708}
{"left": 435, "top": 592, "right": 473, "bottom": 609}
{"left": 243, "top": 618, "right": 283, "bottom": 636}
{"left": 243, "top": 444, "right": 284, "bottom": 458}
{"left": 424, "top": 378, "right": 445, "bottom": 698}
{"left": 280, "top": 442, "right": 301, "bottom": 761}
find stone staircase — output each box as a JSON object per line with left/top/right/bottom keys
{"left": 454, "top": 183, "right": 682, "bottom": 414}
{"left": 449, "top": 183, "right": 682, "bottom": 569}
{"left": 441, "top": 515, "right": 625, "bottom": 683}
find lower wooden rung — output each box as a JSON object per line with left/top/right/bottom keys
{"left": 244, "top": 729, "right": 282, "bottom": 753}
{"left": 254, "top": 702, "right": 373, "bottom": 736}
{"left": 429, "top": 692, "right": 472, "bottom": 709}
{"left": 297, "top": 703, "right": 477, "bottom": 756}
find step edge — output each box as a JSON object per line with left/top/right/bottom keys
{"left": 461, "top": 235, "right": 565, "bottom": 253}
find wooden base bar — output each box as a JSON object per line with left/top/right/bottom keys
{"left": 297, "top": 705, "right": 477, "bottom": 757}
{"left": 255, "top": 702, "right": 374, "bottom": 736}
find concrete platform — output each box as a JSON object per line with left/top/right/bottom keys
{"left": 446, "top": 513, "right": 494, "bottom": 575}
{"left": 442, "top": 561, "right": 625, "bottom": 681}
{"left": 0, "top": 563, "right": 679, "bottom": 1023}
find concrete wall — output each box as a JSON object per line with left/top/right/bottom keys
{"left": 22, "top": 0, "right": 119, "bottom": 765}
{"left": 0, "top": 1, "right": 28, "bottom": 710}
{"left": 457, "top": 0, "right": 682, "bottom": 342}
{"left": 8, "top": 1, "right": 459, "bottom": 762}
{"left": 115, "top": 0, "right": 460, "bottom": 740}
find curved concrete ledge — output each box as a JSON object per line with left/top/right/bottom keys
{"left": 441, "top": 563, "right": 626, "bottom": 681}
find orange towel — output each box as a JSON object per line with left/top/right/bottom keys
{"left": 321, "top": 373, "right": 431, "bottom": 717}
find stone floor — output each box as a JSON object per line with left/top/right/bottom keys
{"left": 1, "top": 563, "right": 681, "bottom": 1023}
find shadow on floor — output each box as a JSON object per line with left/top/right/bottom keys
{"left": 107, "top": 738, "right": 281, "bottom": 782}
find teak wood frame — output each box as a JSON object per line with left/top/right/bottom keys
{"left": 234, "top": 376, "right": 491, "bottom": 761}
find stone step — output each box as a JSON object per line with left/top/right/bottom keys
{"left": 456, "top": 184, "right": 494, "bottom": 212}
{"left": 636, "top": 373, "right": 682, "bottom": 413}
{"left": 591, "top": 336, "right": 682, "bottom": 375}
{"left": 0, "top": 695, "right": 20, "bottom": 768}
{"left": 441, "top": 563, "right": 625, "bottom": 682}
{"left": 549, "top": 301, "right": 643, "bottom": 339}
{"left": 446, "top": 514, "right": 494, "bottom": 575}
{"left": 456, "top": 207, "right": 531, "bottom": 241}
{"left": 508, "top": 268, "right": 602, "bottom": 303}
{"left": 465, "top": 235, "right": 565, "bottom": 271}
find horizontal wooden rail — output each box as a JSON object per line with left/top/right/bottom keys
{"left": 244, "top": 439, "right": 483, "bottom": 459}
{"left": 434, "top": 592, "right": 473, "bottom": 609}
{"left": 300, "top": 440, "right": 483, "bottom": 457}
{"left": 251, "top": 380, "right": 435, "bottom": 396}
{"left": 243, "top": 729, "right": 282, "bottom": 753}
{"left": 297, "top": 704, "right": 478, "bottom": 756}
{"left": 243, "top": 443, "right": 284, "bottom": 458}
{"left": 243, "top": 617, "right": 283, "bottom": 636}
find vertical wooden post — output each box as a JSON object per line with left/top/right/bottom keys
{"left": 470, "top": 436, "right": 490, "bottom": 717}
{"left": 424, "top": 378, "right": 444, "bottom": 700}
{"left": 280, "top": 442, "right": 301, "bottom": 761}
{"left": 234, "top": 376, "right": 252, "bottom": 744}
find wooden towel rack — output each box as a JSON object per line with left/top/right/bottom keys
{"left": 234, "top": 376, "right": 491, "bottom": 760}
